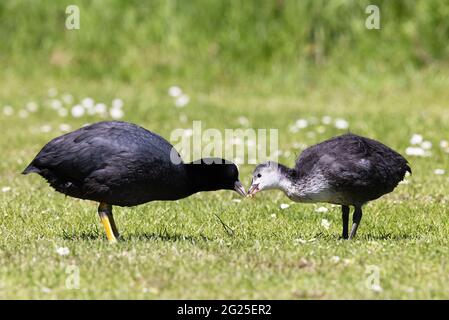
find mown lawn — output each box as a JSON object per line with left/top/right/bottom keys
{"left": 0, "top": 71, "right": 448, "bottom": 299}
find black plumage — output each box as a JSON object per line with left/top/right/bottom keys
{"left": 23, "top": 121, "right": 245, "bottom": 242}
{"left": 248, "top": 133, "right": 411, "bottom": 239}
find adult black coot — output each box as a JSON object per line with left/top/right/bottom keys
{"left": 23, "top": 121, "right": 246, "bottom": 242}
{"left": 247, "top": 133, "right": 411, "bottom": 239}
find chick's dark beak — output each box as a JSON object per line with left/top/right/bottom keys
{"left": 234, "top": 180, "right": 246, "bottom": 197}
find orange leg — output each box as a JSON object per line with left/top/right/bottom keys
{"left": 98, "top": 203, "right": 120, "bottom": 243}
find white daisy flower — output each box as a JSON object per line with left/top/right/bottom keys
{"left": 371, "top": 284, "right": 383, "bottom": 292}
{"left": 94, "top": 103, "right": 107, "bottom": 115}
{"left": 3, "top": 105, "right": 13, "bottom": 116}
{"left": 321, "top": 116, "right": 332, "bottom": 125}
{"left": 405, "top": 147, "right": 425, "bottom": 157}
{"left": 335, "top": 118, "right": 349, "bottom": 129}
{"left": 50, "top": 99, "right": 62, "bottom": 110}
{"left": 112, "top": 98, "right": 124, "bottom": 109}
{"left": 434, "top": 169, "right": 445, "bottom": 175}
{"left": 1, "top": 186, "right": 11, "bottom": 193}
{"left": 40, "top": 125, "right": 52, "bottom": 133}
{"left": 315, "top": 206, "right": 329, "bottom": 213}
{"left": 330, "top": 256, "right": 340, "bottom": 263}
{"left": 168, "top": 86, "right": 182, "bottom": 98}
{"left": 280, "top": 203, "right": 290, "bottom": 209}
{"left": 110, "top": 107, "right": 124, "bottom": 119}
{"left": 26, "top": 102, "right": 38, "bottom": 113}
{"left": 143, "top": 287, "right": 160, "bottom": 294}
{"left": 421, "top": 141, "right": 432, "bottom": 150}
{"left": 175, "top": 94, "right": 190, "bottom": 108}
{"left": 321, "top": 219, "right": 331, "bottom": 229}
{"left": 81, "top": 97, "right": 94, "bottom": 109}
{"left": 295, "top": 119, "right": 308, "bottom": 129}
{"left": 238, "top": 116, "right": 250, "bottom": 127}
{"left": 59, "top": 124, "right": 71, "bottom": 132}
{"left": 71, "top": 105, "right": 85, "bottom": 118}
{"left": 56, "top": 247, "right": 70, "bottom": 256}
{"left": 410, "top": 134, "right": 423, "bottom": 145}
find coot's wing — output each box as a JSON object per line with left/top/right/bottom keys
{"left": 29, "top": 122, "right": 176, "bottom": 178}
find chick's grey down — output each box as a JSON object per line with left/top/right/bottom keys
{"left": 248, "top": 133, "right": 411, "bottom": 239}
{"left": 288, "top": 133, "right": 411, "bottom": 206}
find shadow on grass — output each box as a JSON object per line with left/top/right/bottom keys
{"left": 362, "top": 233, "right": 420, "bottom": 241}
{"left": 300, "top": 231, "right": 419, "bottom": 241}
{"left": 124, "top": 231, "right": 212, "bottom": 243}
{"left": 61, "top": 230, "right": 212, "bottom": 243}
{"left": 62, "top": 230, "right": 102, "bottom": 241}
{"left": 61, "top": 229, "right": 418, "bottom": 243}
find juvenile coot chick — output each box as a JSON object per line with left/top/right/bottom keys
{"left": 23, "top": 121, "right": 246, "bottom": 242}
{"left": 248, "top": 133, "right": 411, "bottom": 239}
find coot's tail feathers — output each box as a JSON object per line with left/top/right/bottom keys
{"left": 22, "top": 163, "right": 40, "bottom": 175}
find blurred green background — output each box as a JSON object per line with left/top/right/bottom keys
{"left": 2, "top": 0, "right": 449, "bottom": 86}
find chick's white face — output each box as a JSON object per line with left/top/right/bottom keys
{"left": 247, "top": 162, "right": 281, "bottom": 196}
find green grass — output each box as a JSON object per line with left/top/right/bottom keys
{"left": 1, "top": 69, "right": 449, "bottom": 299}
{"left": 1, "top": 0, "right": 449, "bottom": 299}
